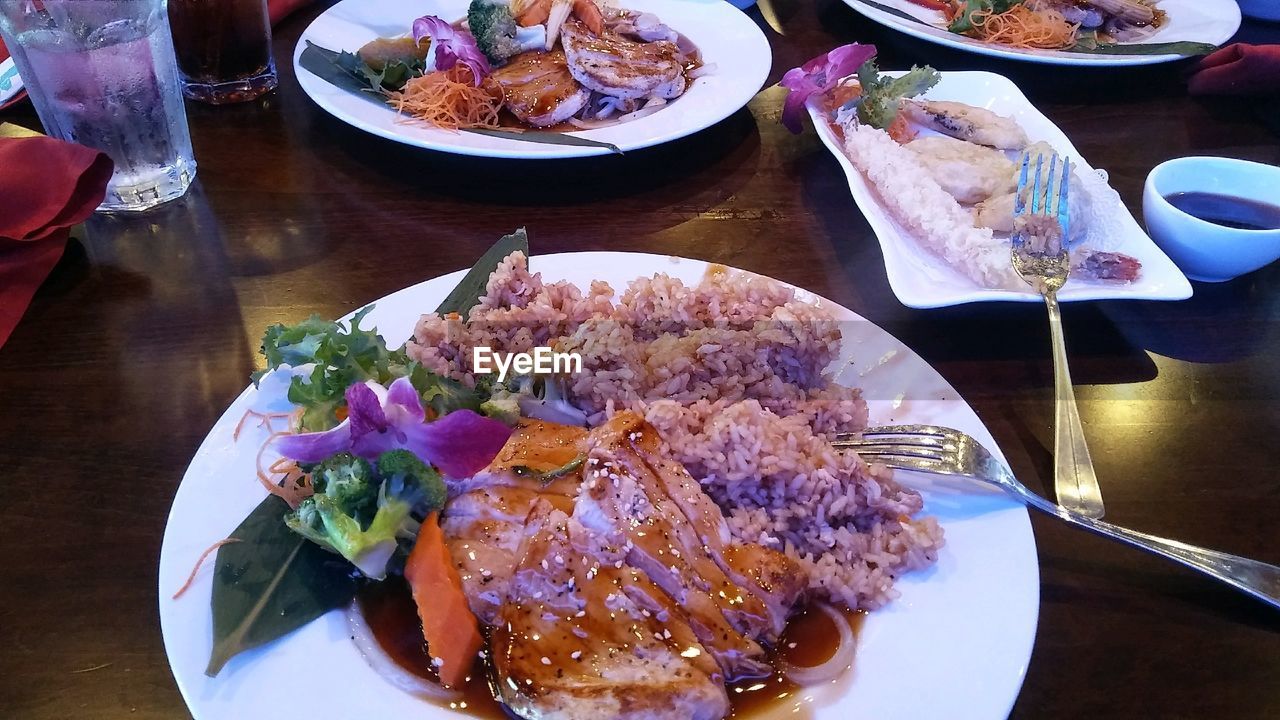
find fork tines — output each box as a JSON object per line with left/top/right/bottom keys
{"left": 832, "top": 425, "right": 956, "bottom": 462}
{"left": 1014, "top": 151, "right": 1072, "bottom": 240}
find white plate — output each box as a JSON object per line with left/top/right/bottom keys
{"left": 811, "top": 71, "right": 1194, "bottom": 308}
{"left": 159, "top": 251, "right": 1039, "bottom": 720}
{"left": 843, "top": 0, "right": 1240, "bottom": 67}
{"left": 292, "top": 0, "right": 770, "bottom": 158}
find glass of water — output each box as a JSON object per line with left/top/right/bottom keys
{"left": 0, "top": 0, "right": 196, "bottom": 212}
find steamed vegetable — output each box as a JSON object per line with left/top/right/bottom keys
{"left": 482, "top": 374, "right": 588, "bottom": 426}
{"left": 479, "top": 386, "right": 523, "bottom": 425}
{"left": 405, "top": 511, "right": 485, "bottom": 688}
{"left": 284, "top": 450, "right": 446, "bottom": 580}
{"left": 468, "top": 0, "right": 548, "bottom": 65}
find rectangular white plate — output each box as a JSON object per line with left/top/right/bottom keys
{"left": 810, "top": 70, "right": 1193, "bottom": 308}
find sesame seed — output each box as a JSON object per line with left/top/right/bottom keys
{"left": 575, "top": 610, "right": 586, "bottom": 618}
{"left": 570, "top": 650, "right": 582, "bottom": 660}
{"left": 541, "top": 559, "right": 549, "bottom": 570}
{"left": 662, "top": 629, "right": 672, "bottom": 639}
{"left": 541, "top": 657, "right": 551, "bottom": 665}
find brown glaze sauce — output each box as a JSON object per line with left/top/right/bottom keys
{"left": 357, "top": 577, "right": 512, "bottom": 719}
{"left": 358, "top": 579, "right": 862, "bottom": 720}
{"left": 461, "top": 18, "right": 702, "bottom": 134}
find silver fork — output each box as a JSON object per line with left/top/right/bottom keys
{"left": 1010, "top": 152, "right": 1105, "bottom": 519}
{"left": 834, "top": 425, "right": 1280, "bottom": 610}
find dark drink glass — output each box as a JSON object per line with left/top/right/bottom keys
{"left": 167, "top": 0, "right": 277, "bottom": 104}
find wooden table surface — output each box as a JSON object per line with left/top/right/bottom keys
{"left": 2, "top": 2, "right": 1277, "bottom": 718}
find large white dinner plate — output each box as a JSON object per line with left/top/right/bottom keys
{"left": 843, "top": 0, "right": 1240, "bottom": 66}
{"left": 811, "top": 70, "right": 1193, "bottom": 308}
{"left": 292, "top": 0, "right": 770, "bottom": 158}
{"left": 159, "top": 252, "right": 1039, "bottom": 720}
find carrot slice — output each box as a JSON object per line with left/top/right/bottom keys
{"left": 516, "top": 0, "right": 551, "bottom": 27}
{"left": 404, "top": 511, "right": 483, "bottom": 688}
{"left": 573, "top": 0, "right": 604, "bottom": 35}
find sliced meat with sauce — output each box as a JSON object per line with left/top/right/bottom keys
{"left": 492, "top": 504, "right": 729, "bottom": 720}
{"left": 442, "top": 420, "right": 587, "bottom": 624}
{"left": 488, "top": 49, "right": 591, "bottom": 127}
{"left": 574, "top": 413, "right": 805, "bottom": 678}
{"left": 560, "top": 20, "right": 687, "bottom": 100}
{"left": 624, "top": 425, "right": 806, "bottom": 637}
{"left": 450, "top": 413, "right": 805, "bottom": 719}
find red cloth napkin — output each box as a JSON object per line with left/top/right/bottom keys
{"left": 1188, "top": 44, "right": 1280, "bottom": 97}
{"left": 0, "top": 0, "right": 315, "bottom": 110}
{"left": 0, "top": 136, "right": 112, "bottom": 348}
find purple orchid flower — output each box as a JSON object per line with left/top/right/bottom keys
{"left": 412, "top": 14, "right": 491, "bottom": 86}
{"left": 779, "top": 43, "right": 878, "bottom": 134}
{"left": 276, "top": 377, "right": 512, "bottom": 479}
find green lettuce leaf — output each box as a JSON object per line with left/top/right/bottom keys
{"left": 852, "top": 60, "right": 940, "bottom": 130}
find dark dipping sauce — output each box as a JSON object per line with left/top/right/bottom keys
{"left": 1164, "top": 191, "right": 1280, "bottom": 231}
{"left": 357, "top": 580, "right": 862, "bottom": 719}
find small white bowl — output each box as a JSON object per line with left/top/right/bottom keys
{"left": 1142, "top": 157, "right": 1280, "bottom": 282}
{"left": 1237, "top": 0, "right": 1280, "bottom": 22}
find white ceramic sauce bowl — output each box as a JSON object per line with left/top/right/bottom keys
{"left": 1143, "top": 156, "right": 1280, "bottom": 282}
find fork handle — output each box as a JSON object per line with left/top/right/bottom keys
{"left": 1045, "top": 293, "right": 1106, "bottom": 519}
{"left": 1010, "top": 481, "right": 1280, "bottom": 610}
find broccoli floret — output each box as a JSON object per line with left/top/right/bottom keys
{"left": 468, "top": 0, "right": 547, "bottom": 65}
{"left": 311, "top": 452, "right": 376, "bottom": 521}
{"left": 376, "top": 449, "right": 447, "bottom": 511}
{"left": 284, "top": 450, "right": 446, "bottom": 579}
{"left": 480, "top": 387, "right": 522, "bottom": 425}
{"left": 514, "top": 375, "right": 588, "bottom": 427}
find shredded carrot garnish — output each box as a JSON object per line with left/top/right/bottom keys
{"left": 386, "top": 65, "right": 503, "bottom": 131}
{"left": 970, "top": 4, "right": 1078, "bottom": 50}
{"left": 256, "top": 431, "right": 314, "bottom": 508}
{"left": 172, "top": 538, "right": 242, "bottom": 599}
{"left": 233, "top": 408, "right": 296, "bottom": 441}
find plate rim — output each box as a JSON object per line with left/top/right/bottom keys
{"left": 290, "top": 0, "right": 772, "bottom": 159}
{"left": 841, "top": 0, "right": 1242, "bottom": 68}
{"left": 158, "top": 250, "right": 1041, "bottom": 720}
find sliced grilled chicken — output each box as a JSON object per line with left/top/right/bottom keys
{"left": 492, "top": 504, "right": 730, "bottom": 720}
{"left": 448, "top": 414, "right": 805, "bottom": 719}
{"left": 560, "top": 20, "right": 687, "bottom": 100}
{"left": 488, "top": 49, "right": 591, "bottom": 127}
{"left": 575, "top": 413, "right": 801, "bottom": 678}
{"left": 442, "top": 420, "right": 586, "bottom": 624}
{"left": 627, "top": 426, "right": 806, "bottom": 637}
